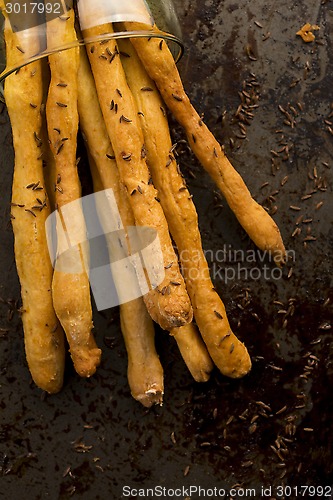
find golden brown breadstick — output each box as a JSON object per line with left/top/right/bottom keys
{"left": 82, "top": 24, "right": 193, "bottom": 330}
{"left": 120, "top": 39, "right": 250, "bottom": 378}
{"left": 46, "top": 10, "right": 101, "bottom": 377}
{"left": 88, "top": 153, "right": 164, "bottom": 407}
{"left": 77, "top": 47, "right": 211, "bottom": 390}
{"left": 122, "top": 22, "right": 286, "bottom": 266}
{"left": 170, "top": 324, "right": 213, "bottom": 382}
{"left": 119, "top": 299, "right": 164, "bottom": 407}
{"left": 3, "top": 13, "right": 65, "bottom": 392}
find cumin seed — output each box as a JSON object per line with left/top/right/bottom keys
{"left": 120, "top": 115, "right": 132, "bottom": 123}
{"left": 172, "top": 93, "right": 182, "bottom": 102}
{"left": 25, "top": 209, "right": 36, "bottom": 217}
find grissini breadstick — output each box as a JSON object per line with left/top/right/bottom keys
{"left": 77, "top": 47, "right": 211, "bottom": 388}
{"left": 46, "top": 10, "right": 101, "bottom": 377}
{"left": 89, "top": 153, "right": 164, "bottom": 407}
{"left": 82, "top": 24, "right": 193, "bottom": 330}
{"left": 2, "top": 11, "right": 65, "bottom": 393}
{"left": 120, "top": 39, "right": 250, "bottom": 378}
{"left": 77, "top": 46, "right": 163, "bottom": 405}
{"left": 122, "top": 22, "right": 286, "bottom": 266}
{"left": 170, "top": 324, "right": 213, "bottom": 382}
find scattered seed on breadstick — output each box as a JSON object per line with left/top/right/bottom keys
{"left": 122, "top": 22, "right": 286, "bottom": 266}
{"left": 3, "top": 10, "right": 65, "bottom": 393}
{"left": 82, "top": 23, "right": 193, "bottom": 330}
{"left": 46, "top": 10, "right": 101, "bottom": 377}
{"left": 120, "top": 39, "right": 251, "bottom": 378}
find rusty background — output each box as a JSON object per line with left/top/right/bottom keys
{"left": 1, "top": 0, "right": 333, "bottom": 498}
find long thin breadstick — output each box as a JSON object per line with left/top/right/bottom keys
{"left": 77, "top": 47, "right": 211, "bottom": 388}
{"left": 82, "top": 24, "right": 193, "bottom": 330}
{"left": 3, "top": 12, "right": 65, "bottom": 392}
{"left": 77, "top": 47, "right": 164, "bottom": 406}
{"left": 170, "top": 324, "right": 213, "bottom": 382}
{"left": 120, "top": 39, "right": 250, "bottom": 378}
{"left": 122, "top": 22, "right": 286, "bottom": 266}
{"left": 90, "top": 153, "right": 164, "bottom": 407}
{"left": 46, "top": 10, "right": 101, "bottom": 377}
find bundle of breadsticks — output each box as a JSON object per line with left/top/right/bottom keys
{"left": 2, "top": 3, "right": 286, "bottom": 406}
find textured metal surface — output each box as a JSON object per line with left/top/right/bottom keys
{"left": 1, "top": 0, "right": 333, "bottom": 498}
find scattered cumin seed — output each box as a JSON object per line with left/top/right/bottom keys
{"left": 159, "top": 40, "right": 164, "bottom": 50}
{"left": 141, "top": 86, "right": 154, "bottom": 92}
{"left": 56, "top": 102, "right": 67, "bottom": 108}
{"left": 226, "top": 416, "right": 234, "bottom": 425}
{"left": 230, "top": 343, "right": 235, "bottom": 353}
{"left": 218, "top": 334, "right": 230, "bottom": 346}
{"left": 290, "top": 205, "right": 301, "bottom": 211}
{"left": 25, "top": 209, "right": 37, "bottom": 217}
{"left": 276, "top": 405, "right": 287, "bottom": 415}
{"left": 106, "top": 154, "right": 115, "bottom": 160}
{"left": 172, "top": 93, "right": 183, "bottom": 102}
{"left": 315, "top": 201, "right": 324, "bottom": 210}
{"left": 303, "top": 235, "right": 317, "bottom": 241}
{"left": 137, "top": 185, "right": 143, "bottom": 194}
{"left": 116, "top": 88, "right": 122, "bottom": 98}
{"left": 214, "top": 310, "right": 223, "bottom": 319}
{"left": 122, "top": 152, "right": 132, "bottom": 161}
{"left": 120, "top": 115, "right": 132, "bottom": 123}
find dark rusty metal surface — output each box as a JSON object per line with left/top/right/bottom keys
{"left": 1, "top": 0, "right": 333, "bottom": 498}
